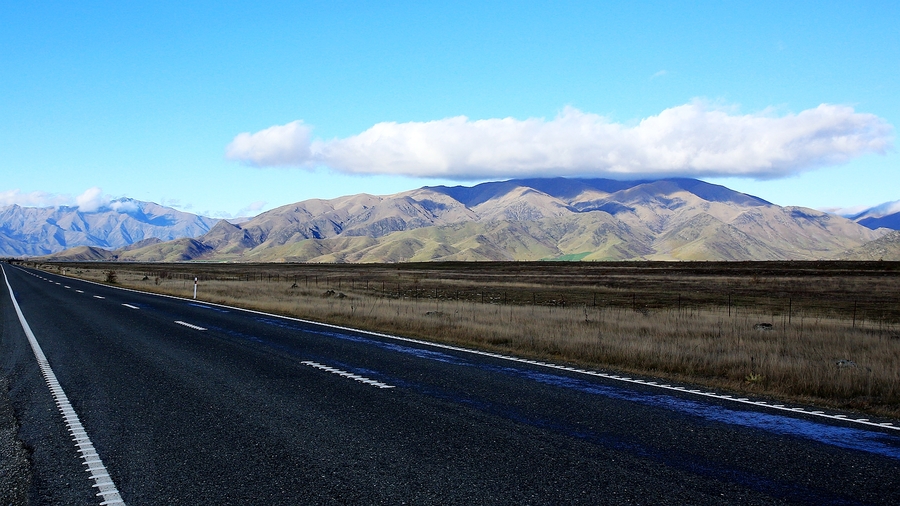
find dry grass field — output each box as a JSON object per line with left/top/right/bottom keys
{"left": 27, "top": 260, "right": 900, "bottom": 418}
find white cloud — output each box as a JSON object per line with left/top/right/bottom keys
{"left": 159, "top": 198, "right": 192, "bottom": 211}
{"left": 821, "top": 205, "right": 869, "bottom": 217}
{"left": 651, "top": 70, "right": 668, "bottom": 80}
{"left": 108, "top": 199, "right": 139, "bottom": 213}
{"left": 225, "top": 120, "right": 312, "bottom": 167}
{"left": 243, "top": 200, "right": 267, "bottom": 212}
{"left": 0, "top": 188, "right": 184, "bottom": 215}
{"left": 0, "top": 187, "right": 122, "bottom": 211}
{"left": 200, "top": 200, "right": 270, "bottom": 220}
{"left": 824, "top": 200, "right": 900, "bottom": 218}
{"left": 860, "top": 200, "right": 900, "bottom": 218}
{"left": 225, "top": 102, "right": 894, "bottom": 180}
{"left": 0, "top": 189, "right": 70, "bottom": 208}
{"left": 75, "top": 187, "right": 109, "bottom": 212}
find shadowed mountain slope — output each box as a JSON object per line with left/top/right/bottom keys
{"left": 857, "top": 213, "right": 900, "bottom": 231}
{"left": 844, "top": 200, "right": 900, "bottom": 231}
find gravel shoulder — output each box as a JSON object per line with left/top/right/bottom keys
{"left": 0, "top": 377, "right": 30, "bottom": 505}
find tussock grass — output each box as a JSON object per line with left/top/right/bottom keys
{"left": 37, "top": 261, "right": 900, "bottom": 419}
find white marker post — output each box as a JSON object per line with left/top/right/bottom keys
{"left": 193, "top": 277, "right": 198, "bottom": 299}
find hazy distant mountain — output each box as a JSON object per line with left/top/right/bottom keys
{"left": 858, "top": 214, "right": 900, "bottom": 230}
{"left": 846, "top": 200, "right": 900, "bottom": 231}
{"left": 0, "top": 199, "right": 219, "bottom": 257}
{"left": 56, "top": 178, "right": 885, "bottom": 263}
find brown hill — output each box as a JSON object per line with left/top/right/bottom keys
{"left": 41, "top": 246, "right": 116, "bottom": 262}
{"left": 42, "top": 178, "right": 885, "bottom": 263}
{"left": 835, "top": 231, "right": 900, "bottom": 261}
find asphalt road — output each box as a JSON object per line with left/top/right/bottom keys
{"left": 2, "top": 263, "right": 899, "bottom": 505}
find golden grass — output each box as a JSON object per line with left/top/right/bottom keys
{"left": 39, "top": 262, "right": 900, "bottom": 419}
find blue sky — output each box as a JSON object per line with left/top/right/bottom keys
{"left": 1, "top": 1, "right": 897, "bottom": 218}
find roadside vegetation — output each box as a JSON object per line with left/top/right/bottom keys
{"left": 27, "top": 261, "right": 900, "bottom": 418}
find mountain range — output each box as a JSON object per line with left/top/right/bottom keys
{"left": 0, "top": 199, "right": 218, "bottom": 257}
{"left": 30, "top": 178, "right": 899, "bottom": 263}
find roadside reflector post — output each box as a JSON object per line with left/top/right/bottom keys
{"left": 193, "top": 277, "right": 198, "bottom": 299}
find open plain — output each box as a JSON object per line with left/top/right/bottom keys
{"left": 28, "top": 260, "right": 900, "bottom": 419}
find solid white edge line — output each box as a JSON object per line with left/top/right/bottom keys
{"left": 33, "top": 265, "right": 900, "bottom": 432}
{"left": 2, "top": 265, "right": 126, "bottom": 505}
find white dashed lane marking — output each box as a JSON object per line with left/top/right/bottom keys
{"left": 302, "top": 361, "right": 395, "bottom": 389}
{"left": 174, "top": 321, "right": 206, "bottom": 331}
{"left": 121, "top": 304, "right": 139, "bottom": 310}
{"left": 94, "top": 296, "right": 105, "bottom": 299}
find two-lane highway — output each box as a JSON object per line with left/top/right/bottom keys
{"left": 2, "top": 263, "right": 900, "bottom": 504}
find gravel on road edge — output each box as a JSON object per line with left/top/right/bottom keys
{"left": 0, "top": 377, "right": 30, "bottom": 505}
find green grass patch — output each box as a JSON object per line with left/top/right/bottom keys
{"left": 545, "top": 252, "right": 592, "bottom": 261}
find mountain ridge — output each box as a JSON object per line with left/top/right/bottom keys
{"left": 0, "top": 198, "right": 219, "bottom": 256}
{"left": 36, "top": 177, "right": 890, "bottom": 262}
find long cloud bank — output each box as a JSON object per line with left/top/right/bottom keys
{"left": 226, "top": 103, "right": 893, "bottom": 179}
{"left": 0, "top": 187, "right": 138, "bottom": 213}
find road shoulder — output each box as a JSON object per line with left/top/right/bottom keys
{"left": 0, "top": 376, "right": 31, "bottom": 505}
